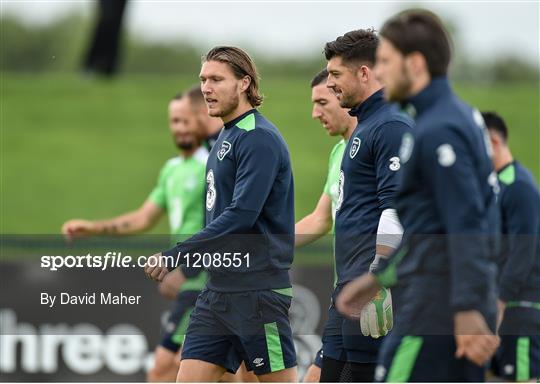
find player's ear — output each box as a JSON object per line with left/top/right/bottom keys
{"left": 240, "top": 75, "right": 251, "bottom": 93}
{"left": 488, "top": 129, "right": 502, "bottom": 149}
{"left": 358, "top": 65, "right": 370, "bottom": 83}
{"left": 405, "top": 52, "right": 426, "bottom": 78}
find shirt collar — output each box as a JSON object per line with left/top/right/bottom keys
{"left": 348, "top": 89, "right": 385, "bottom": 121}
{"left": 224, "top": 108, "right": 257, "bottom": 129}
{"left": 497, "top": 160, "right": 516, "bottom": 175}
{"left": 403, "top": 76, "right": 451, "bottom": 117}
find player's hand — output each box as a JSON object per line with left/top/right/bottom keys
{"left": 61, "top": 219, "right": 99, "bottom": 240}
{"left": 336, "top": 273, "right": 381, "bottom": 319}
{"left": 360, "top": 287, "right": 393, "bottom": 338}
{"left": 144, "top": 252, "right": 169, "bottom": 282}
{"left": 454, "top": 310, "right": 500, "bottom": 366}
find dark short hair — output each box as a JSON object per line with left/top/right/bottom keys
{"left": 324, "top": 29, "right": 378, "bottom": 67}
{"left": 203, "top": 46, "right": 263, "bottom": 107}
{"left": 482, "top": 111, "right": 508, "bottom": 142}
{"left": 311, "top": 69, "right": 328, "bottom": 87}
{"left": 186, "top": 84, "right": 205, "bottom": 107}
{"left": 171, "top": 92, "right": 183, "bottom": 101}
{"left": 380, "top": 9, "right": 452, "bottom": 77}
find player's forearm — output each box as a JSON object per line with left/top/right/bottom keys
{"left": 295, "top": 214, "right": 332, "bottom": 247}
{"left": 94, "top": 211, "right": 154, "bottom": 235}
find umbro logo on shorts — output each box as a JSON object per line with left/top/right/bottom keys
{"left": 253, "top": 357, "right": 265, "bottom": 367}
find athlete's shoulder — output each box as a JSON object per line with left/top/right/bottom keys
{"left": 235, "top": 111, "right": 284, "bottom": 146}
{"left": 192, "top": 146, "right": 209, "bottom": 165}
{"left": 330, "top": 139, "right": 347, "bottom": 157}
{"left": 369, "top": 102, "right": 413, "bottom": 135}
{"left": 384, "top": 102, "right": 415, "bottom": 125}
{"left": 514, "top": 161, "right": 539, "bottom": 188}
{"left": 500, "top": 163, "right": 540, "bottom": 199}
{"left": 161, "top": 156, "right": 183, "bottom": 173}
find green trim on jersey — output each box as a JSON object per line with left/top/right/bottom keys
{"left": 264, "top": 322, "right": 285, "bottom": 372}
{"left": 236, "top": 112, "right": 256, "bottom": 131}
{"left": 498, "top": 164, "right": 516, "bottom": 185}
{"left": 387, "top": 336, "right": 423, "bottom": 382}
{"left": 148, "top": 147, "right": 208, "bottom": 235}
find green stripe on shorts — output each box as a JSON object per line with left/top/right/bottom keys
{"left": 264, "top": 322, "right": 285, "bottom": 372}
{"left": 516, "top": 337, "right": 530, "bottom": 381}
{"left": 386, "top": 336, "right": 423, "bottom": 382}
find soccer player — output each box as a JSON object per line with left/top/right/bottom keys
{"left": 337, "top": 10, "right": 500, "bottom": 382}
{"left": 482, "top": 112, "right": 540, "bottom": 382}
{"left": 319, "top": 30, "right": 413, "bottom": 382}
{"left": 62, "top": 90, "right": 212, "bottom": 382}
{"left": 296, "top": 68, "right": 357, "bottom": 382}
{"left": 144, "top": 46, "right": 297, "bottom": 383}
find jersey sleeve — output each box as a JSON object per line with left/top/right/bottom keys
{"left": 162, "top": 129, "right": 282, "bottom": 269}
{"left": 323, "top": 146, "right": 336, "bottom": 197}
{"left": 421, "top": 127, "right": 494, "bottom": 312}
{"left": 148, "top": 163, "right": 168, "bottom": 209}
{"left": 372, "top": 121, "right": 411, "bottom": 210}
{"left": 499, "top": 181, "right": 540, "bottom": 302}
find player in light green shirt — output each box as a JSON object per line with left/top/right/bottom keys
{"left": 295, "top": 69, "right": 356, "bottom": 244}
{"left": 148, "top": 148, "right": 208, "bottom": 236}
{"left": 295, "top": 69, "right": 357, "bottom": 383}
{"left": 61, "top": 91, "right": 216, "bottom": 239}
{"left": 62, "top": 87, "right": 224, "bottom": 382}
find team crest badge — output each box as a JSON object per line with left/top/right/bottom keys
{"left": 399, "top": 133, "right": 414, "bottom": 164}
{"left": 350, "top": 137, "right": 361, "bottom": 159}
{"left": 217, "top": 141, "right": 231, "bottom": 161}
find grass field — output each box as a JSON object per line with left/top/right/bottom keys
{"left": 2, "top": 73, "right": 539, "bottom": 241}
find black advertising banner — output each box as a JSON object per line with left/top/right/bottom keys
{"left": 0, "top": 236, "right": 334, "bottom": 382}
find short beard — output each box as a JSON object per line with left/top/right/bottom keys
{"left": 214, "top": 87, "right": 241, "bottom": 118}
{"left": 387, "top": 64, "right": 413, "bottom": 102}
{"left": 176, "top": 142, "right": 195, "bottom": 151}
{"left": 339, "top": 95, "right": 357, "bottom": 109}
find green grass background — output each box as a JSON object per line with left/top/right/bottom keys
{"left": 2, "top": 73, "right": 539, "bottom": 241}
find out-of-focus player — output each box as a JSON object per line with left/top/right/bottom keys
{"left": 337, "top": 9, "right": 500, "bottom": 381}
{"left": 296, "top": 69, "right": 357, "bottom": 382}
{"left": 482, "top": 111, "right": 540, "bottom": 383}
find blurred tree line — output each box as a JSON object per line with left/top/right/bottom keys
{"left": 1, "top": 13, "right": 538, "bottom": 83}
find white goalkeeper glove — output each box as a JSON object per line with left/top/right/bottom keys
{"left": 360, "top": 287, "right": 393, "bottom": 338}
